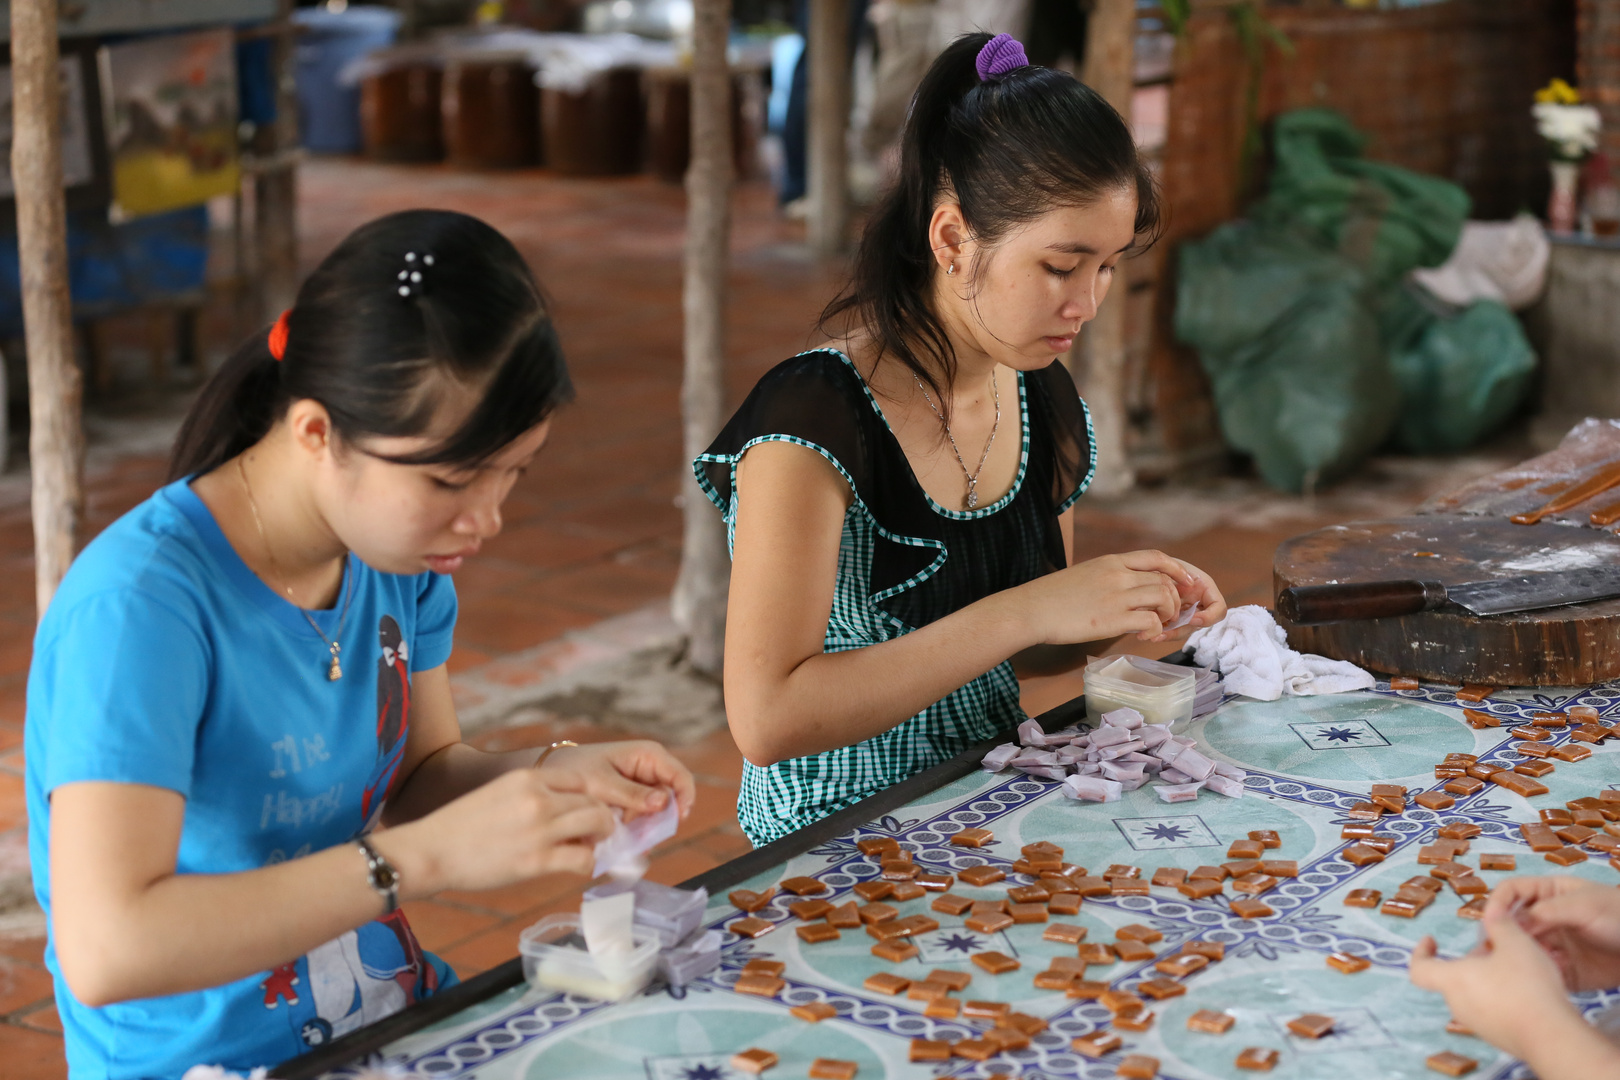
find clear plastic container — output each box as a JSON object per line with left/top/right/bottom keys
{"left": 1085, "top": 654, "right": 1197, "bottom": 731}
{"left": 519, "top": 913, "right": 661, "bottom": 1001}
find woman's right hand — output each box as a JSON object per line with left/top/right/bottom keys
{"left": 1011, "top": 549, "right": 1196, "bottom": 646}
{"left": 1485, "top": 875, "right": 1620, "bottom": 991}
{"left": 382, "top": 768, "right": 618, "bottom": 896}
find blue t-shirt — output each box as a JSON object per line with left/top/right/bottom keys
{"left": 26, "top": 479, "right": 460, "bottom": 1079}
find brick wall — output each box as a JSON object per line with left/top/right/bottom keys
{"left": 1577, "top": 0, "right": 1620, "bottom": 165}
{"left": 1133, "top": 0, "right": 1576, "bottom": 469}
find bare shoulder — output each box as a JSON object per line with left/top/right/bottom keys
{"left": 736, "top": 439, "right": 854, "bottom": 510}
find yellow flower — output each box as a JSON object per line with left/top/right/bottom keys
{"left": 1535, "top": 78, "right": 1582, "bottom": 106}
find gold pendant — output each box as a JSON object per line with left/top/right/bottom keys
{"left": 328, "top": 644, "right": 343, "bottom": 681}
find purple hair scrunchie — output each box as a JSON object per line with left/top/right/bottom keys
{"left": 975, "top": 33, "right": 1029, "bottom": 82}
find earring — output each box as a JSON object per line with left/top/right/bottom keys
{"left": 947, "top": 262, "right": 957, "bottom": 276}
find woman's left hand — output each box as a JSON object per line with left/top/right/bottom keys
{"left": 536, "top": 740, "right": 696, "bottom": 821}
{"left": 1145, "top": 557, "right": 1227, "bottom": 644}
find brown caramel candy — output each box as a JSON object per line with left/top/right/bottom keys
{"left": 1007, "top": 884, "right": 1051, "bottom": 904}
{"left": 965, "top": 911, "right": 1014, "bottom": 934}
{"left": 790, "top": 1000, "right": 838, "bottom": 1022}
{"left": 826, "top": 902, "right": 861, "bottom": 929}
{"left": 1184, "top": 940, "right": 1226, "bottom": 960}
{"left": 1390, "top": 676, "right": 1421, "bottom": 690}
{"left": 1492, "top": 771, "right": 1550, "bottom": 798}
{"left": 1553, "top": 743, "right": 1594, "bottom": 761}
{"left": 1033, "top": 969, "right": 1076, "bottom": 991}
{"left": 1542, "top": 808, "right": 1577, "bottom": 825}
{"left": 1514, "top": 741, "right": 1554, "bottom": 759}
{"left": 1117, "top": 923, "right": 1164, "bottom": 943}
{"left": 1190, "top": 864, "right": 1229, "bottom": 881}
{"left": 1111, "top": 879, "right": 1151, "bottom": 897}
{"left": 1429, "top": 860, "right": 1471, "bottom": 881}
{"left": 1438, "top": 820, "right": 1482, "bottom": 840}
{"left": 1005, "top": 1010, "right": 1047, "bottom": 1034}
{"left": 894, "top": 914, "right": 938, "bottom": 936}
{"left": 1072, "top": 1031, "right": 1123, "bottom": 1058}
{"left": 1426, "top": 1051, "right": 1479, "bottom": 1077}
{"left": 923, "top": 996, "right": 960, "bottom": 1019}
{"left": 1478, "top": 852, "right": 1515, "bottom": 870}
{"left": 1455, "top": 684, "right": 1494, "bottom": 702}
{"left": 1404, "top": 875, "right": 1444, "bottom": 893}
{"left": 858, "top": 902, "right": 898, "bottom": 925}
{"left": 1115, "top": 940, "right": 1157, "bottom": 963}
{"left": 1100, "top": 989, "right": 1146, "bottom": 1015}
{"left": 1224, "top": 859, "right": 1264, "bottom": 877}
{"left": 863, "top": 972, "right": 909, "bottom": 995}
{"left": 1361, "top": 836, "right": 1398, "bottom": 855}
{"left": 971, "top": 899, "right": 1010, "bottom": 915}
{"left": 1414, "top": 791, "right": 1456, "bottom": 810}
{"left": 915, "top": 873, "right": 953, "bottom": 892}
{"left": 1509, "top": 726, "right": 1552, "bottom": 742}
{"left": 1227, "top": 840, "right": 1267, "bottom": 859}
{"left": 731, "top": 1048, "right": 780, "bottom": 1073}
{"left": 797, "top": 922, "right": 840, "bottom": 944}
{"left": 984, "top": 1026, "right": 1030, "bottom": 1051}
{"left": 807, "top": 1060, "right": 857, "bottom": 1080}
{"left": 1463, "top": 708, "right": 1500, "bottom": 729}
{"left": 950, "top": 828, "right": 994, "bottom": 847}
{"left": 931, "top": 893, "right": 974, "bottom": 916}
{"left": 1138, "top": 978, "right": 1188, "bottom": 1000}
{"left": 729, "top": 887, "right": 777, "bottom": 912}
{"left": 789, "top": 899, "right": 834, "bottom": 920}
{"left": 1547, "top": 846, "right": 1588, "bottom": 866}
{"left": 871, "top": 940, "right": 919, "bottom": 962}
{"left": 1072, "top": 875, "right": 1114, "bottom": 897}
{"left": 948, "top": 1039, "right": 997, "bottom": 1061}
{"left": 1443, "top": 777, "right": 1485, "bottom": 796}
{"left": 1532, "top": 711, "right": 1569, "bottom": 727}
{"left": 1326, "top": 951, "right": 1370, "bottom": 973}
{"left": 1435, "top": 765, "right": 1467, "bottom": 780}
{"left": 1457, "top": 898, "right": 1487, "bottom": 920}
{"left": 906, "top": 978, "right": 950, "bottom": 1001}
{"left": 1116, "top": 1054, "right": 1160, "bottom": 1079}
{"left": 880, "top": 860, "right": 919, "bottom": 881}
{"left": 1104, "top": 863, "right": 1143, "bottom": 879}
{"left": 1188, "top": 1009, "right": 1236, "bottom": 1034}
{"left": 728, "top": 916, "right": 775, "bottom": 938}
{"left": 1044, "top": 921, "right": 1087, "bottom": 944}
{"left": 1115, "top": 1010, "right": 1156, "bottom": 1033}
{"left": 1178, "top": 879, "right": 1224, "bottom": 900}
{"left": 1009, "top": 902, "right": 1048, "bottom": 924}
{"left": 856, "top": 836, "right": 900, "bottom": 857}
{"left": 1151, "top": 866, "right": 1188, "bottom": 888}
{"left": 1287, "top": 1013, "right": 1335, "bottom": 1039}
{"left": 853, "top": 880, "right": 893, "bottom": 902}
{"left": 972, "top": 950, "right": 1020, "bottom": 974}
{"left": 1023, "top": 840, "right": 1064, "bottom": 858}
{"left": 1067, "top": 979, "right": 1110, "bottom": 999}
{"left": 907, "top": 1039, "right": 952, "bottom": 1062}
{"left": 1556, "top": 824, "right": 1597, "bottom": 844}
{"left": 782, "top": 875, "right": 828, "bottom": 896}
{"left": 1573, "top": 724, "right": 1609, "bottom": 743}
{"left": 741, "top": 960, "right": 784, "bottom": 979}
{"left": 1233, "top": 873, "right": 1279, "bottom": 895}
{"left": 1344, "top": 888, "right": 1382, "bottom": 907}
{"left": 1048, "top": 892, "right": 1082, "bottom": 916}
{"left": 1371, "top": 792, "right": 1406, "bottom": 814}
{"left": 1342, "top": 844, "right": 1386, "bottom": 866}
{"left": 1522, "top": 823, "right": 1564, "bottom": 851}
{"left": 735, "top": 973, "right": 785, "bottom": 997}
{"left": 926, "top": 968, "right": 971, "bottom": 991}
{"left": 1346, "top": 801, "right": 1385, "bottom": 821}
{"left": 1078, "top": 942, "right": 1117, "bottom": 965}
{"left": 1516, "top": 760, "right": 1557, "bottom": 778}
{"left": 1381, "top": 899, "right": 1422, "bottom": 918}
{"left": 889, "top": 882, "right": 926, "bottom": 900}
{"left": 1155, "top": 954, "right": 1209, "bottom": 977}
{"left": 958, "top": 864, "right": 1006, "bottom": 887}
{"left": 1235, "top": 1047, "right": 1281, "bottom": 1071}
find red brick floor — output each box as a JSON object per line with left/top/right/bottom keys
{"left": 0, "top": 158, "right": 1504, "bottom": 1070}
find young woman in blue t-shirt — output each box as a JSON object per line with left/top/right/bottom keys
{"left": 26, "top": 209, "right": 695, "bottom": 1077}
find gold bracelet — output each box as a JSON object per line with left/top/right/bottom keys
{"left": 533, "top": 739, "right": 578, "bottom": 769}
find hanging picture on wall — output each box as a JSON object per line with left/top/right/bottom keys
{"left": 99, "top": 28, "right": 240, "bottom": 221}
{"left": 0, "top": 40, "right": 111, "bottom": 211}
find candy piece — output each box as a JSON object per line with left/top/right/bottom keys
{"left": 915, "top": 873, "right": 952, "bottom": 892}
{"left": 1415, "top": 791, "right": 1456, "bottom": 810}
{"left": 1101, "top": 989, "right": 1146, "bottom": 1015}
{"left": 958, "top": 865, "right": 1006, "bottom": 887}
{"left": 729, "top": 917, "right": 775, "bottom": 938}
{"left": 893, "top": 914, "right": 939, "bottom": 936}
{"left": 730, "top": 888, "right": 777, "bottom": 912}
{"left": 1346, "top": 801, "right": 1385, "bottom": 821}
{"left": 1492, "top": 771, "right": 1550, "bottom": 797}
{"left": 1005, "top": 1011, "right": 1046, "bottom": 1035}
{"left": 1114, "top": 1010, "right": 1156, "bottom": 1033}
{"left": 797, "top": 922, "right": 840, "bottom": 944}
{"left": 853, "top": 880, "right": 893, "bottom": 902}
{"left": 949, "top": 1039, "right": 997, "bottom": 1061}
{"left": 1345, "top": 888, "right": 1382, "bottom": 908}
{"left": 782, "top": 876, "right": 828, "bottom": 896}
{"left": 1233, "top": 874, "right": 1279, "bottom": 895}
{"left": 1117, "top": 923, "right": 1165, "bottom": 943}
{"left": 1435, "top": 765, "right": 1467, "bottom": 780}
{"left": 1326, "top": 952, "right": 1370, "bottom": 974}
{"left": 1573, "top": 724, "right": 1610, "bottom": 743}
{"left": 789, "top": 899, "right": 834, "bottom": 920}
{"left": 1514, "top": 741, "right": 1554, "bottom": 759}
{"left": 984, "top": 1026, "right": 1030, "bottom": 1051}
{"left": 1522, "top": 824, "right": 1564, "bottom": 851}
{"left": 1446, "top": 1018, "right": 1475, "bottom": 1035}
{"left": 1073, "top": 875, "right": 1114, "bottom": 897}
{"left": 1443, "top": 777, "right": 1485, "bottom": 796}
{"left": 1287, "top": 1014, "right": 1335, "bottom": 1039}
{"left": 1556, "top": 824, "right": 1597, "bottom": 844}
{"left": 1532, "top": 711, "right": 1569, "bottom": 727}
{"left": 923, "top": 996, "right": 960, "bottom": 1019}
{"left": 808, "top": 1060, "right": 858, "bottom": 1080}
{"left": 1112, "top": 879, "right": 1151, "bottom": 897}
{"left": 1382, "top": 898, "right": 1424, "bottom": 917}
{"left": 1342, "top": 844, "right": 1386, "bottom": 866}
{"left": 1115, "top": 940, "right": 1157, "bottom": 963}
{"left": 1259, "top": 860, "right": 1298, "bottom": 878}
{"left": 1231, "top": 898, "right": 1275, "bottom": 919}
{"left": 858, "top": 903, "right": 898, "bottom": 925}
{"left": 1138, "top": 978, "right": 1188, "bottom": 1000}
{"left": 1155, "top": 954, "right": 1209, "bottom": 977}
{"left": 1516, "top": 760, "right": 1557, "bottom": 778}
{"left": 972, "top": 951, "right": 1020, "bottom": 974}
{"left": 1227, "top": 840, "right": 1266, "bottom": 859}
{"left": 1152, "top": 867, "right": 1189, "bottom": 887}
{"left": 951, "top": 828, "right": 994, "bottom": 848}
{"left": 971, "top": 899, "right": 1010, "bottom": 915}
{"left": 857, "top": 837, "right": 901, "bottom": 857}
{"left": 863, "top": 972, "right": 910, "bottom": 995}
{"left": 890, "top": 883, "right": 928, "bottom": 902}
{"left": 1462, "top": 708, "right": 1499, "bottom": 729}
{"left": 735, "top": 974, "right": 785, "bottom": 997}
{"left": 1223, "top": 859, "right": 1263, "bottom": 877}
{"left": 932, "top": 893, "right": 974, "bottom": 916}
{"left": 1547, "top": 847, "right": 1588, "bottom": 866}
{"left": 1509, "top": 726, "right": 1552, "bottom": 742}
{"left": 880, "top": 860, "right": 919, "bottom": 881}
{"left": 1236, "top": 1047, "right": 1281, "bottom": 1071}
{"left": 826, "top": 902, "right": 861, "bottom": 929}
{"left": 1067, "top": 979, "right": 1110, "bottom": 999}
{"left": 1553, "top": 744, "right": 1593, "bottom": 762}
{"left": 1361, "top": 836, "right": 1398, "bottom": 855}
{"left": 908, "top": 1039, "right": 952, "bottom": 1062}
{"left": 1079, "top": 943, "right": 1118, "bottom": 965}
{"left": 1117, "top": 1054, "right": 1160, "bottom": 1078}
{"left": 1009, "top": 903, "right": 1048, "bottom": 924}
{"left": 731, "top": 1048, "right": 779, "bottom": 1073}
{"left": 1008, "top": 884, "right": 1051, "bottom": 903}
{"left": 1044, "top": 922, "right": 1087, "bottom": 944}
{"left": 1034, "top": 969, "right": 1076, "bottom": 990}
{"left": 1073, "top": 1031, "right": 1124, "bottom": 1058}
{"left": 1063, "top": 774, "right": 1124, "bottom": 803}
{"left": 1455, "top": 685, "right": 1493, "bottom": 702}
{"left": 965, "top": 912, "right": 1014, "bottom": 933}
{"left": 1178, "top": 879, "right": 1224, "bottom": 900}
{"left": 1390, "top": 676, "right": 1420, "bottom": 690}
{"left": 1049, "top": 892, "right": 1082, "bottom": 916}
{"left": 791, "top": 1000, "right": 839, "bottom": 1022}
{"left": 1478, "top": 852, "right": 1515, "bottom": 871}
{"left": 871, "top": 940, "right": 919, "bottom": 962}
{"left": 906, "top": 979, "right": 950, "bottom": 1001}
{"left": 1188, "top": 1009, "right": 1236, "bottom": 1033}
{"left": 1205, "top": 773, "right": 1247, "bottom": 798}
{"left": 1426, "top": 1051, "right": 1478, "bottom": 1077}
{"left": 1371, "top": 792, "right": 1406, "bottom": 813}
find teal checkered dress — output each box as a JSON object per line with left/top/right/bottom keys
{"left": 694, "top": 349, "right": 1095, "bottom": 847}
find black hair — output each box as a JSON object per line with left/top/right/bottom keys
{"left": 821, "top": 32, "right": 1160, "bottom": 416}
{"left": 168, "top": 209, "right": 573, "bottom": 481}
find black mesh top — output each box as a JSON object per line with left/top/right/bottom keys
{"left": 694, "top": 349, "right": 1095, "bottom": 631}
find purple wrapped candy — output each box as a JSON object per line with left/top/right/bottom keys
{"left": 1017, "top": 718, "right": 1050, "bottom": 747}
{"left": 1156, "top": 782, "right": 1204, "bottom": 803}
{"left": 1100, "top": 707, "right": 1144, "bottom": 730}
{"left": 1204, "top": 773, "right": 1245, "bottom": 798}
{"left": 1170, "top": 746, "right": 1218, "bottom": 782}
{"left": 981, "top": 742, "right": 1019, "bottom": 772}
{"left": 1062, "top": 774, "right": 1122, "bottom": 803}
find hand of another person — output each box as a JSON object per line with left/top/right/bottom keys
{"left": 387, "top": 769, "right": 617, "bottom": 894}
{"left": 537, "top": 739, "right": 696, "bottom": 821}
{"left": 1486, "top": 875, "right": 1620, "bottom": 991}
{"left": 1015, "top": 550, "right": 1224, "bottom": 646}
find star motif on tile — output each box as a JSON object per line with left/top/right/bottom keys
{"left": 1142, "top": 823, "right": 1191, "bottom": 842}
{"left": 1316, "top": 726, "right": 1364, "bottom": 744}
{"left": 679, "top": 1065, "right": 727, "bottom": 1080}
{"left": 935, "top": 932, "right": 985, "bottom": 954}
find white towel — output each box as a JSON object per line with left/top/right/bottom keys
{"left": 1185, "top": 605, "right": 1375, "bottom": 702}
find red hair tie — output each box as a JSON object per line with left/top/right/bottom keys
{"left": 268, "top": 309, "right": 291, "bottom": 361}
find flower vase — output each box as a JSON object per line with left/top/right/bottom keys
{"left": 1549, "top": 159, "right": 1580, "bottom": 234}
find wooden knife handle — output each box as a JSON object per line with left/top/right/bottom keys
{"left": 1276, "top": 580, "right": 1449, "bottom": 624}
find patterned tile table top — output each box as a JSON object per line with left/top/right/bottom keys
{"left": 329, "top": 684, "right": 1620, "bottom": 1080}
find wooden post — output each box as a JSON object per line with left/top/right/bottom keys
{"left": 256, "top": 0, "right": 300, "bottom": 320}
{"left": 11, "top": 0, "right": 85, "bottom": 617}
{"left": 1072, "top": 0, "right": 1135, "bottom": 497}
{"left": 671, "top": 0, "right": 735, "bottom": 677}
{"left": 807, "top": 0, "right": 851, "bottom": 257}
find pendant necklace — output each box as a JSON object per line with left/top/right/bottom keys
{"left": 237, "top": 456, "right": 354, "bottom": 680}
{"left": 913, "top": 370, "right": 1000, "bottom": 510}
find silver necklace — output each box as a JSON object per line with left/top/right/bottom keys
{"left": 237, "top": 456, "right": 354, "bottom": 680}
{"left": 913, "top": 370, "right": 1000, "bottom": 510}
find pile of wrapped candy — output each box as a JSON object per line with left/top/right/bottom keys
{"left": 981, "top": 707, "right": 1247, "bottom": 804}
{"left": 578, "top": 878, "right": 723, "bottom": 988}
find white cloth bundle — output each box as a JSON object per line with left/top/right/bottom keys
{"left": 1186, "top": 605, "right": 1375, "bottom": 702}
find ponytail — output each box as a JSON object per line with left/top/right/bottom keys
{"left": 167, "top": 330, "right": 287, "bottom": 480}
{"left": 821, "top": 33, "right": 1160, "bottom": 415}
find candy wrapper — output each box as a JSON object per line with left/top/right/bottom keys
{"left": 592, "top": 791, "right": 680, "bottom": 881}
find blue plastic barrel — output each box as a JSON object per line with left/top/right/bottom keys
{"left": 292, "top": 6, "right": 402, "bottom": 153}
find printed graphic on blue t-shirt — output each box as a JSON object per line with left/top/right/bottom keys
{"left": 25, "top": 480, "right": 460, "bottom": 1079}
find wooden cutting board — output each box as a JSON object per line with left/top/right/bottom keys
{"left": 1273, "top": 515, "right": 1620, "bottom": 685}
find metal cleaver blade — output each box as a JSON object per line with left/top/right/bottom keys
{"left": 1447, "top": 565, "right": 1620, "bottom": 616}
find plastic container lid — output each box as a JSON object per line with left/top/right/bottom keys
{"left": 519, "top": 913, "right": 661, "bottom": 1002}
{"left": 1085, "top": 654, "right": 1196, "bottom": 729}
